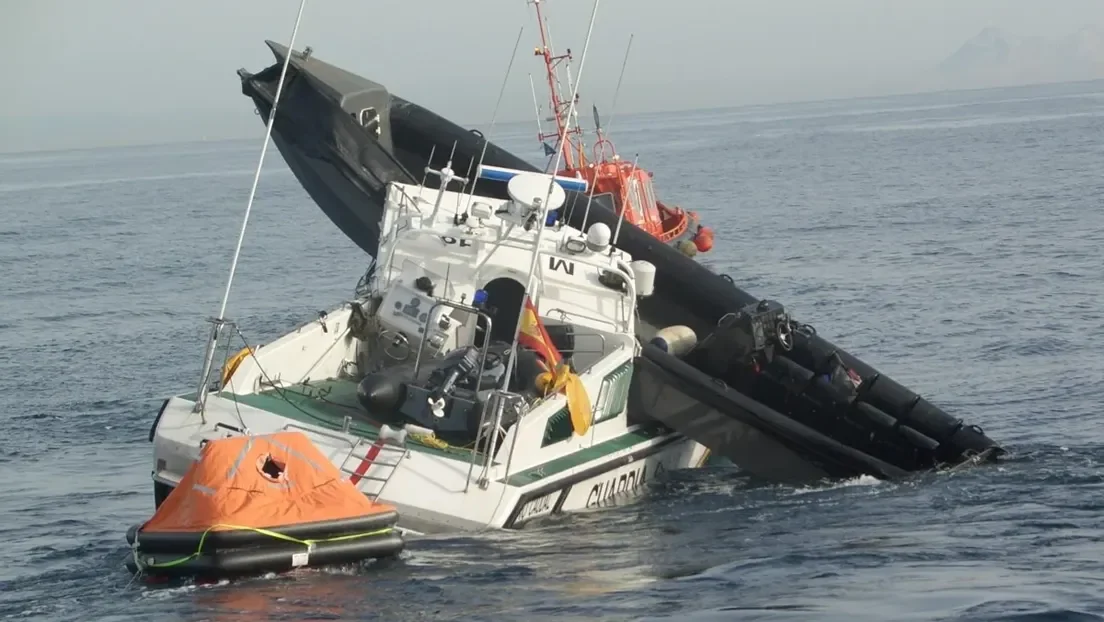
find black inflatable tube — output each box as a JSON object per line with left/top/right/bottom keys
{"left": 125, "top": 511, "right": 400, "bottom": 554}
{"left": 789, "top": 332, "right": 995, "bottom": 461}
{"left": 126, "top": 532, "right": 405, "bottom": 578}
{"left": 764, "top": 354, "right": 943, "bottom": 452}
{"left": 636, "top": 342, "right": 909, "bottom": 481}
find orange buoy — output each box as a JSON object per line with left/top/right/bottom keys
{"left": 694, "top": 226, "right": 715, "bottom": 253}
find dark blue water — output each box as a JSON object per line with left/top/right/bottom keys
{"left": 3, "top": 79, "right": 1104, "bottom": 621}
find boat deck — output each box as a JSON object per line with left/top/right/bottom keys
{"left": 217, "top": 375, "right": 679, "bottom": 485}
{"left": 224, "top": 378, "right": 477, "bottom": 461}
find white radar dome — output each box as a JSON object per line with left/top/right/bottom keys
{"left": 586, "top": 222, "right": 611, "bottom": 251}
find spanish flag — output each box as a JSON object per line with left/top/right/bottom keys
{"left": 518, "top": 296, "right": 592, "bottom": 436}
{"left": 518, "top": 296, "right": 562, "bottom": 369}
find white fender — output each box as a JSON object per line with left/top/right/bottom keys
{"left": 650, "top": 325, "right": 697, "bottom": 358}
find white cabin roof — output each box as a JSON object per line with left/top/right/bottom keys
{"left": 376, "top": 177, "right": 637, "bottom": 335}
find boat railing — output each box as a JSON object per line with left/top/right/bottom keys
{"left": 544, "top": 328, "right": 609, "bottom": 374}
{"left": 412, "top": 300, "right": 494, "bottom": 381}
{"left": 377, "top": 185, "right": 430, "bottom": 291}
{"left": 280, "top": 421, "right": 358, "bottom": 451}
{"left": 655, "top": 201, "right": 690, "bottom": 242}
{"left": 194, "top": 316, "right": 241, "bottom": 416}
{"left": 544, "top": 278, "right": 636, "bottom": 331}
{"left": 466, "top": 389, "right": 527, "bottom": 492}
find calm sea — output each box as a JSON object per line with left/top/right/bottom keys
{"left": 2, "top": 79, "right": 1104, "bottom": 621}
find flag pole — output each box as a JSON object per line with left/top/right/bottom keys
{"left": 498, "top": 0, "right": 602, "bottom": 393}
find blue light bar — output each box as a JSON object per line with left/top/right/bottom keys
{"left": 476, "top": 164, "right": 588, "bottom": 194}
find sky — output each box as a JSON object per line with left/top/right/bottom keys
{"left": 2, "top": 0, "right": 1103, "bottom": 153}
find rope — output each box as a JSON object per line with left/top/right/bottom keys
{"left": 409, "top": 433, "right": 449, "bottom": 450}
{"left": 227, "top": 326, "right": 461, "bottom": 453}
{"left": 133, "top": 524, "right": 394, "bottom": 571}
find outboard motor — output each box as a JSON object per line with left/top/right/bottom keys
{"left": 689, "top": 299, "right": 795, "bottom": 380}
{"left": 426, "top": 346, "right": 481, "bottom": 417}
{"left": 356, "top": 342, "right": 527, "bottom": 439}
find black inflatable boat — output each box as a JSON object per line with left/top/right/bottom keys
{"left": 235, "top": 41, "right": 1004, "bottom": 485}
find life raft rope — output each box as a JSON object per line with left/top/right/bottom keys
{"left": 132, "top": 524, "right": 395, "bottom": 572}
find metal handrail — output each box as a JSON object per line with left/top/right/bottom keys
{"left": 466, "top": 392, "right": 503, "bottom": 491}
{"left": 545, "top": 306, "right": 624, "bottom": 333}
{"left": 406, "top": 299, "right": 506, "bottom": 493}
{"left": 412, "top": 300, "right": 493, "bottom": 379}
{"left": 280, "top": 422, "right": 357, "bottom": 451}
{"left": 557, "top": 331, "right": 608, "bottom": 358}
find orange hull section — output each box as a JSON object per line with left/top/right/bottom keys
{"left": 557, "top": 161, "right": 714, "bottom": 255}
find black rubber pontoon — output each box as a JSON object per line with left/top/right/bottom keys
{"left": 125, "top": 512, "right": 405, "bottom": 579}
{"left": 235, "top": 41, "right": 1004, "bottom": 484}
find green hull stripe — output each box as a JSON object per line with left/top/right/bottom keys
{"left": 503, "top": 422, "right": 672, "bottom": 486}
{"left": 178, "top": 381, "right": 676, "bottom": 480}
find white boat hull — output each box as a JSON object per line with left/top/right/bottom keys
{"left": 149, "top": 392, "right": 708, "bottom": 535}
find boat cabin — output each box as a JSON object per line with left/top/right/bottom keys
{"left": 355, "top": 163, "right": 656, "bottom": 443}
{"left": 562, "top": 157, "right": 690, "bottom": 244}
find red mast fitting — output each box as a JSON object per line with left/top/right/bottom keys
{"left": 527, "top": 0, "right": 714, "bottom": 256}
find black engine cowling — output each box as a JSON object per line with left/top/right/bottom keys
{"left": 355, "top": 341, "right": 545, "bottom": 441}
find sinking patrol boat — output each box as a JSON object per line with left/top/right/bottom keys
{"left": 149, "top": 161, "right": 708, "bottom": 533}
{"left": 232, "top": 38, "right": 1005, "bottom": 485}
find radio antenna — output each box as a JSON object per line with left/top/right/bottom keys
{"left": 499, "top": 0, "right": 603, "bottom": 392}
{"left": 193, "top": 0, "right": 309, "bottom": 415}
{"left": 462, "top": 25, "right": 526, "bottom": 213}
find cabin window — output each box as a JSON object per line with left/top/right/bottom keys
{"left": 539, "top": 362, "right": 634, "bottom": 446}
{"left": 593, "top": 361, "right": 632, "bottom": 424}
{"left": 541, "top": 407, "right": 573, "bottom": 447}
{"left": 639, "top": 176, "right": 658, "bottom": 213}
{"left": 626, "top": 178, "right": 646, "bottom": 224}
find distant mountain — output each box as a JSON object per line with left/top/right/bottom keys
{"left": 939, "top": 26, "right": 1104, "bottom": 87}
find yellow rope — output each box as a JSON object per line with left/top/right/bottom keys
{"left": 409, "top": 433, "right": 449, "bottom": 449}
{"left": 135, "top": 523, "right": 394, "bottom": 570}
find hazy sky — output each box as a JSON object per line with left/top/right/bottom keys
{"left": 2, "top": 0, "right": 1102, "bottom": 152}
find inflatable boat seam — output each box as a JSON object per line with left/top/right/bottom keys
{"left": 134, "top": 523, "right": 394, "bottom": 571}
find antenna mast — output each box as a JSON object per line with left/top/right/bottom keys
{"left": 527, "top": 73, "right": 546, "bottom": 146}
{"left": 601, "top": 33, "right": 633, "bottom": 139}
{"left": 193, "top": 0, "right": 309, "bottom": 415}
{"left": 578, "top": 33, "right": 633, "bottom": 234}
{"left": 461, "top": 26, "right": 526, "bottom": 212}
{"left": 499, "top": 0, "right": 603, "bottom": 390}
{"left": 529, "top": 0, "right": 586, "bottom": 172}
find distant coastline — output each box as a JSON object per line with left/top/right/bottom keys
{"left": 938, "top": 26, "right": 1104, "bottom": 90}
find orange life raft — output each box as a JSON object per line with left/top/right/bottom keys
{"left": 125, "top": 431, "right": 404, "bottom": 578}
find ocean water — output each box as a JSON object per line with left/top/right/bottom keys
{"left": 2, "top": 79, "right": 1104, "bottom": 621}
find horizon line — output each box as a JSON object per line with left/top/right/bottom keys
{"left": 4, "top": 76, "right": 1104, "bottom": 157}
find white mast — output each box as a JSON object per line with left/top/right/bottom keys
{"left": 498, "top": 0, "right": 603, "bottom": 389}
{"left": 527, "top": 73, "right": 545, "bottom": 150}
{"left": 461, "top": 26, "right": 526, "bottom": 213}
{"left": 601, "top": 33, "right": 634, "bottom": 139}
{"left": 611, "top": 154, "right": 640, "bottom": 247}
{"left": 193, "top": 0, "right": 310, "bottom": 415}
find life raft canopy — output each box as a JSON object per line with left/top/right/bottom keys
{"left": 125, "top": 430, "right": 404, "bottom": 578}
